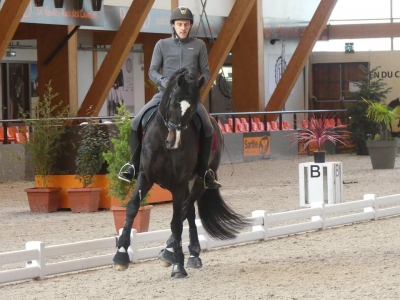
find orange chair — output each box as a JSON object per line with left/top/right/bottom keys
{"left": 224, "top": 124, "right": 233, "bottom": 133}
{"left": 329, "top": 119, "right": 336, "bottom": 127}
{"left": 228, "top": 118, "right": 233, "bottom": 127}
{"left": 258, "top": 122, "right": 265, "bottom": 131}
{"left": 25, "top": 132, "right": 30, "bottom": 142}
{"left": 324, "top": 119, "right": 332, "bottom": 128}
{"left": 302, "top": 119, "right": 309, "bottom": 129}
{"left": 218, "top": 122, "right": 226, "bottom": 133}
{"left": 15, "top": 133, "right": 27, "bottom": 144}
{"left": 0, "top": 127, "right": 4, "bottom": 143}
{"left": 266, "top": 122, "right": 272, "bottom": 131}
{"left": 235, "top": 123, "right": 246, "bottom": 132}
{"left": 283, "top": 121, "right": 292, "bottom": 130}
{"left": 270, "top": 121, "right": 279, "bottom": 131}
{"left": 337, "top": 118, "right": 347, "bottom": 128}
{"left": 19, "top": 126, "right": 29, "bottom": 133}
{"left": 7, "top": 126, "right": 17, "bottom": 143}
{"left": 251, "top": 122, "right": 260, "bottom": 132}
{"left": 254, "top": 117, "right": 261, "bottom": 124}
{"left": 240, "top": 118, "right": 248, "bottom": 125}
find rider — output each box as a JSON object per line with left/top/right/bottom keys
{"left": 118, "top": 6, "right": 222, "bottom": 189}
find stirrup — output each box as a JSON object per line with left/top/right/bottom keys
{"left": 201, "top": 169, "right": 221, "bottom": 189}
{"left": 118, "top": 163, "right": 135, "bottom": 183}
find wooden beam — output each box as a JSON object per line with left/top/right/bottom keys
{"left": 200, "top": 0, "right": 256, "bottom": 103}
{"left": 171, "top": 0, "right": 179, "bottom": 10}
{"left": 265, "top": 0, "right": 338, "bottom": 119}
{"left": 329, "top": 23, "right": 400, "bottom": 39}
{"left": 231, "top": 0, "right": 264, "bottom": 112}
{"left": 77, "top": 0, "right": 155, "bottom": 117}
{"left": 0, "top": 0, "right": 30, "bottom": 59}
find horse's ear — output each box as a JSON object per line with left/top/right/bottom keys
{"left": 177, "top": 74, "right": 186, "bottom": 86}
{"left": 197, "top": 76, "right": 205, "bottom": 89}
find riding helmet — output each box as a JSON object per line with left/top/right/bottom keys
{"left": 170, "top": 6, "right": 194, "bottom": 25}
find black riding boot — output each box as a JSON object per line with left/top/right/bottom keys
{"left": 198, "top": 135, "right": 222, "bottom": 189}
{"left": 118, "top": 129, "right": 141, "bottom": 182}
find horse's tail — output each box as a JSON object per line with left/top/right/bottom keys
{"left": 197, "top": 188, "right": 249, "bottom": 240}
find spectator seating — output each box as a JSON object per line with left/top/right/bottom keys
{"left": 15, "top": 133, "right": 27, "bottom": 144}
{"left": 302, "top": 119, "right": 309, "bottom": 129}
{"left": 224, "top": 124, "right": 233, "bottom": 133}
{"left": 7, "top": 126, "right": 17, "bottom": 143}
{"left": 0, "top": 126, "right": 29, "bottom": 143}
{"left": 270, "top": 121, "right": 279, "bottom": 131}
{"left": 283, "top": 121, "right": 293, "bottom": 130}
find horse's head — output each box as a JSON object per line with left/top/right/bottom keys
{"left": 160, "top": 68, "right": 205, "bottom": 149}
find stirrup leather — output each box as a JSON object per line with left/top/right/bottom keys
{"left": 118, "top": 163, "right": 136, "bottom": 183}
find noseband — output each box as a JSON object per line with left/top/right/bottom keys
{"left": 162, "top": 84, "right": 190, "bottom": 131}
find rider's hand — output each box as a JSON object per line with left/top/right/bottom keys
{"left": 160, "top": 77, "right": 169, "bottom": 89}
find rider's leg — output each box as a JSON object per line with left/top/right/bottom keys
{"left": 118, "top": 93, "right": 163, "bottom": 182}
{"left": 196, "top": 103, "right": 222, "bottom": 189}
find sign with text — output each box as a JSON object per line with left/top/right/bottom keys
{"left": 0, "top": 0, "right": 104, "bottom": 27}
{"left": 243, "top": 135, "right": 270, "bottom": 158}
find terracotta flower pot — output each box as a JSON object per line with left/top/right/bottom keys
{"left": 25, "top": 187, "right": 61, "bottom": 213}
{"left": 66, "top": 188, "right": 101, "bottom": 213}
{"left": 110, "top": 205, "right": 153, "bottom": 234}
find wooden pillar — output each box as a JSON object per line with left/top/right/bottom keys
{"left": 231, "top": 0, "right": 264, "bottom": 112}
{"left": 200, "top": 0, "right": 256, "bottom": 103}
{"left": 0, "top": 0, "right": 30, "bottom": 60}
{"left": 36, "top": 25, "right": 78, "bottom": 113}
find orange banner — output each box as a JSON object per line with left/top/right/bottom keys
{"left": 243, "top": 135, "right": 270, "bottom": 157}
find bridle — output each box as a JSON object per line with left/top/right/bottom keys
{"left": 161, "top": 84, "right": 191, "bottom": 131}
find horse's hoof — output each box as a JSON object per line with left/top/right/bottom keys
{"left": 114, "top": 263, "right": 129, "bottom": 271}
{"left": 158, "top": 248, "right": 173, "bottom": 267}
{"left": 186, "top": 256, "right": 202, "bottom": 268}
{"left": 113, "top": 247, "right": 130, "bottom": 267}
{"left": 171, "top": 263, "right": 188, "bottom": 278}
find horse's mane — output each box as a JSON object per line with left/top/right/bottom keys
{"left": 164, "top": 68, "right": 196, "bottom": 96}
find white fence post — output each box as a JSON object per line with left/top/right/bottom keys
{"left": 363, "top": 194, "right": 377, "bottom": 220}
{"left": 25, "top": 241, "right": 45, "bottom": 280}
{"left": 252, "top": 210, "right": 268, "bottom": 240}
{"left": 311, "top": 202, "right": 326, "bottom": 230}
{"left": 129, "top": 229, "right": 137, "bottom": 262}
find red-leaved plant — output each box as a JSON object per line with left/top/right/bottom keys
{"left": 288, "top": 115, "right": 352, "bottom": 152}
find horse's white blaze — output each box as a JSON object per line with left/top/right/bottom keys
{"left": 118, "top": 247, "right": 126, "bottom": 253}
{"left": 172, "top": 130, "right": 181, "bottom": 149}
{"left": 180, "top": 100, "right": 190, "bottom": 117}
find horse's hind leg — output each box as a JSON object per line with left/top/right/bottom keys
{"left": 186, "top": 201, "right": 202, "bottom": 268}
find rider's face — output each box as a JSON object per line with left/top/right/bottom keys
{"left": 173, "top": 20, "right": 192, "bottom": 39}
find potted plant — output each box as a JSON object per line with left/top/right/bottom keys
{"left": 289, "top": 114, "right": 352, "bottom": 163}
{"left": 364, "top": 98, "right": 400, "bottom": 169}
{"left": 345, "top": 65, "right": 391, "bottom": 155}
{"left": 19, "top": 81, "right": 71, "bottom": 212}
{"left": 66, "top": 118, "right": 109, "bottom": 213}
{"left": 103, "top": 104, "right": 152, "bottom": 233}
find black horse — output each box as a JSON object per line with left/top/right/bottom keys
{"left": 113, "top": 68, "right": 247, "bottom": 278}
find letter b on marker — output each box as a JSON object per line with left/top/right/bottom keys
{"left": 310, "top": 165, "right": 320, "bottom": 178}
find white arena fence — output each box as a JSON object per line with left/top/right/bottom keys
{"left": 1, "top": 193, "right": 400, "bottom": 284}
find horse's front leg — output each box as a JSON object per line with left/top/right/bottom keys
{"left": 183, "top": 178, "right": 206, "bottom": 269}
{"left": 170, "top": 187, "right": 188, "bottom": 278}
{"left": 113, "top": 174, "right": 153, "bottom": 271}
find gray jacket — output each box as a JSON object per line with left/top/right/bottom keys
{"left": 149, "top": 36, "right": 210, "bottom": 91}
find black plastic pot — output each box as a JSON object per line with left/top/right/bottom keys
{"left": 313, "top": 151, "right": 326, "bottom": 163}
